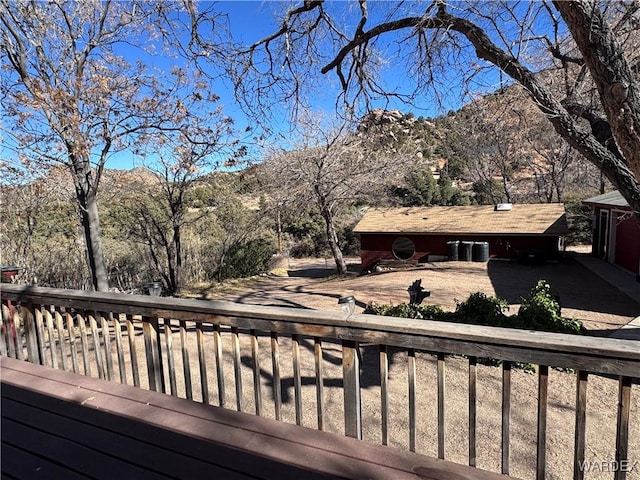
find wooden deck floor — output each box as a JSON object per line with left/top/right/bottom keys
{"left": 1, "top": 357, "right": 515, "bottom": 479}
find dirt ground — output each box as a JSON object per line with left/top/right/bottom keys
{"left": 175, "top": 252, "right": 640, "bottom": 480}
{"left": 187, "top": 252, "right": 639, "bottom": 336}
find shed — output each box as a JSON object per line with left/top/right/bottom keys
{"left": 353, "top": 204, "right": 568, "bottom": 270}
{"left": 583, "top": 191, "right": 640, "bottom": 276}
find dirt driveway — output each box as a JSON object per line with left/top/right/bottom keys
{"left": 188, "top": 253, "right": 639, "bottom": 336}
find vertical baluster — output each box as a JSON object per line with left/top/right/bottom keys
{"left": 113, "top": 314, "right": 126, "bottom": 384}
{"left": 100, "top": 313, "right": 114, "bottom": 380}
{"left": 213, "top": 324, "right": 225, "bottom": 407}
{"left": 23, "top": 305, "right": 40, "bottom": 364}
{"left": 380, "top": 344, "right": 389, "bottom": 445}
{"left": 89, "top": 314, "right": 104, "bottom": 379}
{"left": 196, "top": 322, "right": 209, "bottom": 403}
{"left": 0, "top": 304, "right": 8, "bottom": 357}
{"left": 292, "top": 334, "right": 302, "bottom": 425}
{"left": 501, "top": 361, "right": 512, "bottom": 476}
{"left": 55, "top": 312, "right": 67, "bottom": 371}
{"left": 155, "top": 318, "right": 165, "bottom": 393}
{"left": 271, "top": 332, "right": 282, "bottom": 421}
{"left": 164, "top": 319, "right": 177, "bottom": 396}
{"left": 142, "top": 316, "right": 161, "bottom": 391}
{"left": 251, "top": 329, "right": 262, "bottom": 416}
{"left": 314, "top": 338, "right": 324, "bottom": 431}
{"left": 468, "top": 356, "right": 477, "bottom": 467}
{"left": 0, "top": 303, "right": 10, "bottom": 357}
{"left": 614, "top": 376, "right": 632, "bottom": 480}
{"left": 573, "top": 370, "right": 588, "bottom": 480}
{"left": 77, "top": 313, "right": 92, "bottom": 376}
{"left": 35, "top": 307, "right": 46, "bottom": 365}
{"left": 11, "top": 305, "right": 23, "bottom": 361}
{"left": 2, "top": 304, "right": 15, "bottom": 359}
{"left": 127, "top": 315, "right": 140, "bottom": 387}
{"left": 66, "top": 313, "right": 79, "bottom": 373}
{"left": 408, "top": 348, "right": 416, "bottom": 451}
{"left": 232, "top": 327, "right": 243, "bottom": 412}
{"left": 437, "top": 352, "right": 446, "bottom": 459}
{"left": 45, "top": 310, "right": 58, "bottom": 368}
{"left": 180, "top": 320, "right": 192, "bottom": 400}
{"left": 342, "top": 340, "right": 362, "bottom": 440}
{"left": 536, "top": 365, "right": 549, "bottom": 480}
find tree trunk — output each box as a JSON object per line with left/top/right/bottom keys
{"left": 166, "top": 241, "right": 177, "bottom": 296}
{"left": 553, "top": 1, "right": 640, "bottom": 216}
{"left": 276, "top": 209, "right": 283, "bottom": 254}
{"left": 217, "top": 251, "right": 226, "bottom": 283}
{"left": 75, "top": 185, "right": 109, "bottom": 292}
{"left": 168, "top": 224, "right": 183, "bottom": 295}
{"left": 321, "top": 206, "right": 348, "bottom": 274}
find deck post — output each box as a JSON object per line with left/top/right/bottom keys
{"left": 573, "top": 370, "right": 588, "bottom": 480}
{"left": 342, "top": 340, "right": 362, "bottom": 440}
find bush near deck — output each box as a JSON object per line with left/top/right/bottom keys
{"left": 365, "top": 280, "right": 583, "bottom": 335}
{"left": 364, "top": 280, "right": 584, "bottom": 372}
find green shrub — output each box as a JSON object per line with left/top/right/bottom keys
{"left": 365, "top": 283, "right": 584, "bottom": 373}
{"left": 364, "top": 302, "right": 447, "bottom": 320}
{"left": 219, "top": 238, "right": 276, "bottom": 280}
{"left": 454, "top": 292, "right": 510, "bottom": 327}
{"left": 517, "top": 280, "right": 584, "bottom": 334}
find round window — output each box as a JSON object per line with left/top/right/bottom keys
{"left": 392, "top": 237, "right": 415, "bottom": 261}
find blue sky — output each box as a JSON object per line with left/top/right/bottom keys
{"left": 108, "top": 2, "right": 280, "bottom": 169}
{"left": 2, "top": 2, "right": 555, "bottom": 174}
{"left": 108, "top": 1, "right": 469, "bottom": 169}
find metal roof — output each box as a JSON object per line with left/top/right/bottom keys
{"left": 582, "top": 190, "right": 630, "bottom": 209}
{"left": 353, "top": 204, "right": 568, "bottom": 235}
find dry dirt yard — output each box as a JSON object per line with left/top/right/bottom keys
{"left": 182, "top": 253, "right": 640, "bottom": 480}
{"left": 190, "top": 253, "right": 639, "bottom": 335}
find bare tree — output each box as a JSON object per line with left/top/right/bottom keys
{"left": 522, "top": 116, "right": 600, "bottom": 203}
{"left": 259, "top": 115, "right": 411, "bottom": 274}
{"left": 127, "top": 110, "right": 240, "bottom": 295}
{"left": 0, "top": 1, "right": 221, "bottom": 290}
{"left": 450, "top": 97, "right": 523, "bottom": 204}
{"left": 215, "top": 0, "right": 640, "bottom": 215}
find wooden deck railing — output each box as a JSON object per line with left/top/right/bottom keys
{"left": 1, "top": 284, "right": 638, "bottom": 480}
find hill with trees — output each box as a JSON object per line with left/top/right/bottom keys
{"left": 2, "top": 73, "right": 604, "bottom": 291}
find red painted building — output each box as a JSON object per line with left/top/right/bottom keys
{"left": 583, "top": 191, "right": 640, "bottom": 276}
{"left": 353, "top": 204, "right": 568, "bottom": 271}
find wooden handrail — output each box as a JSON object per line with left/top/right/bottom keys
{"left": 1, "top": 284, "right": 638, "bottom": 376}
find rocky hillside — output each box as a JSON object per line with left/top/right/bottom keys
{"left": 354, "top": 86, "right": 606, "bottom": 205}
